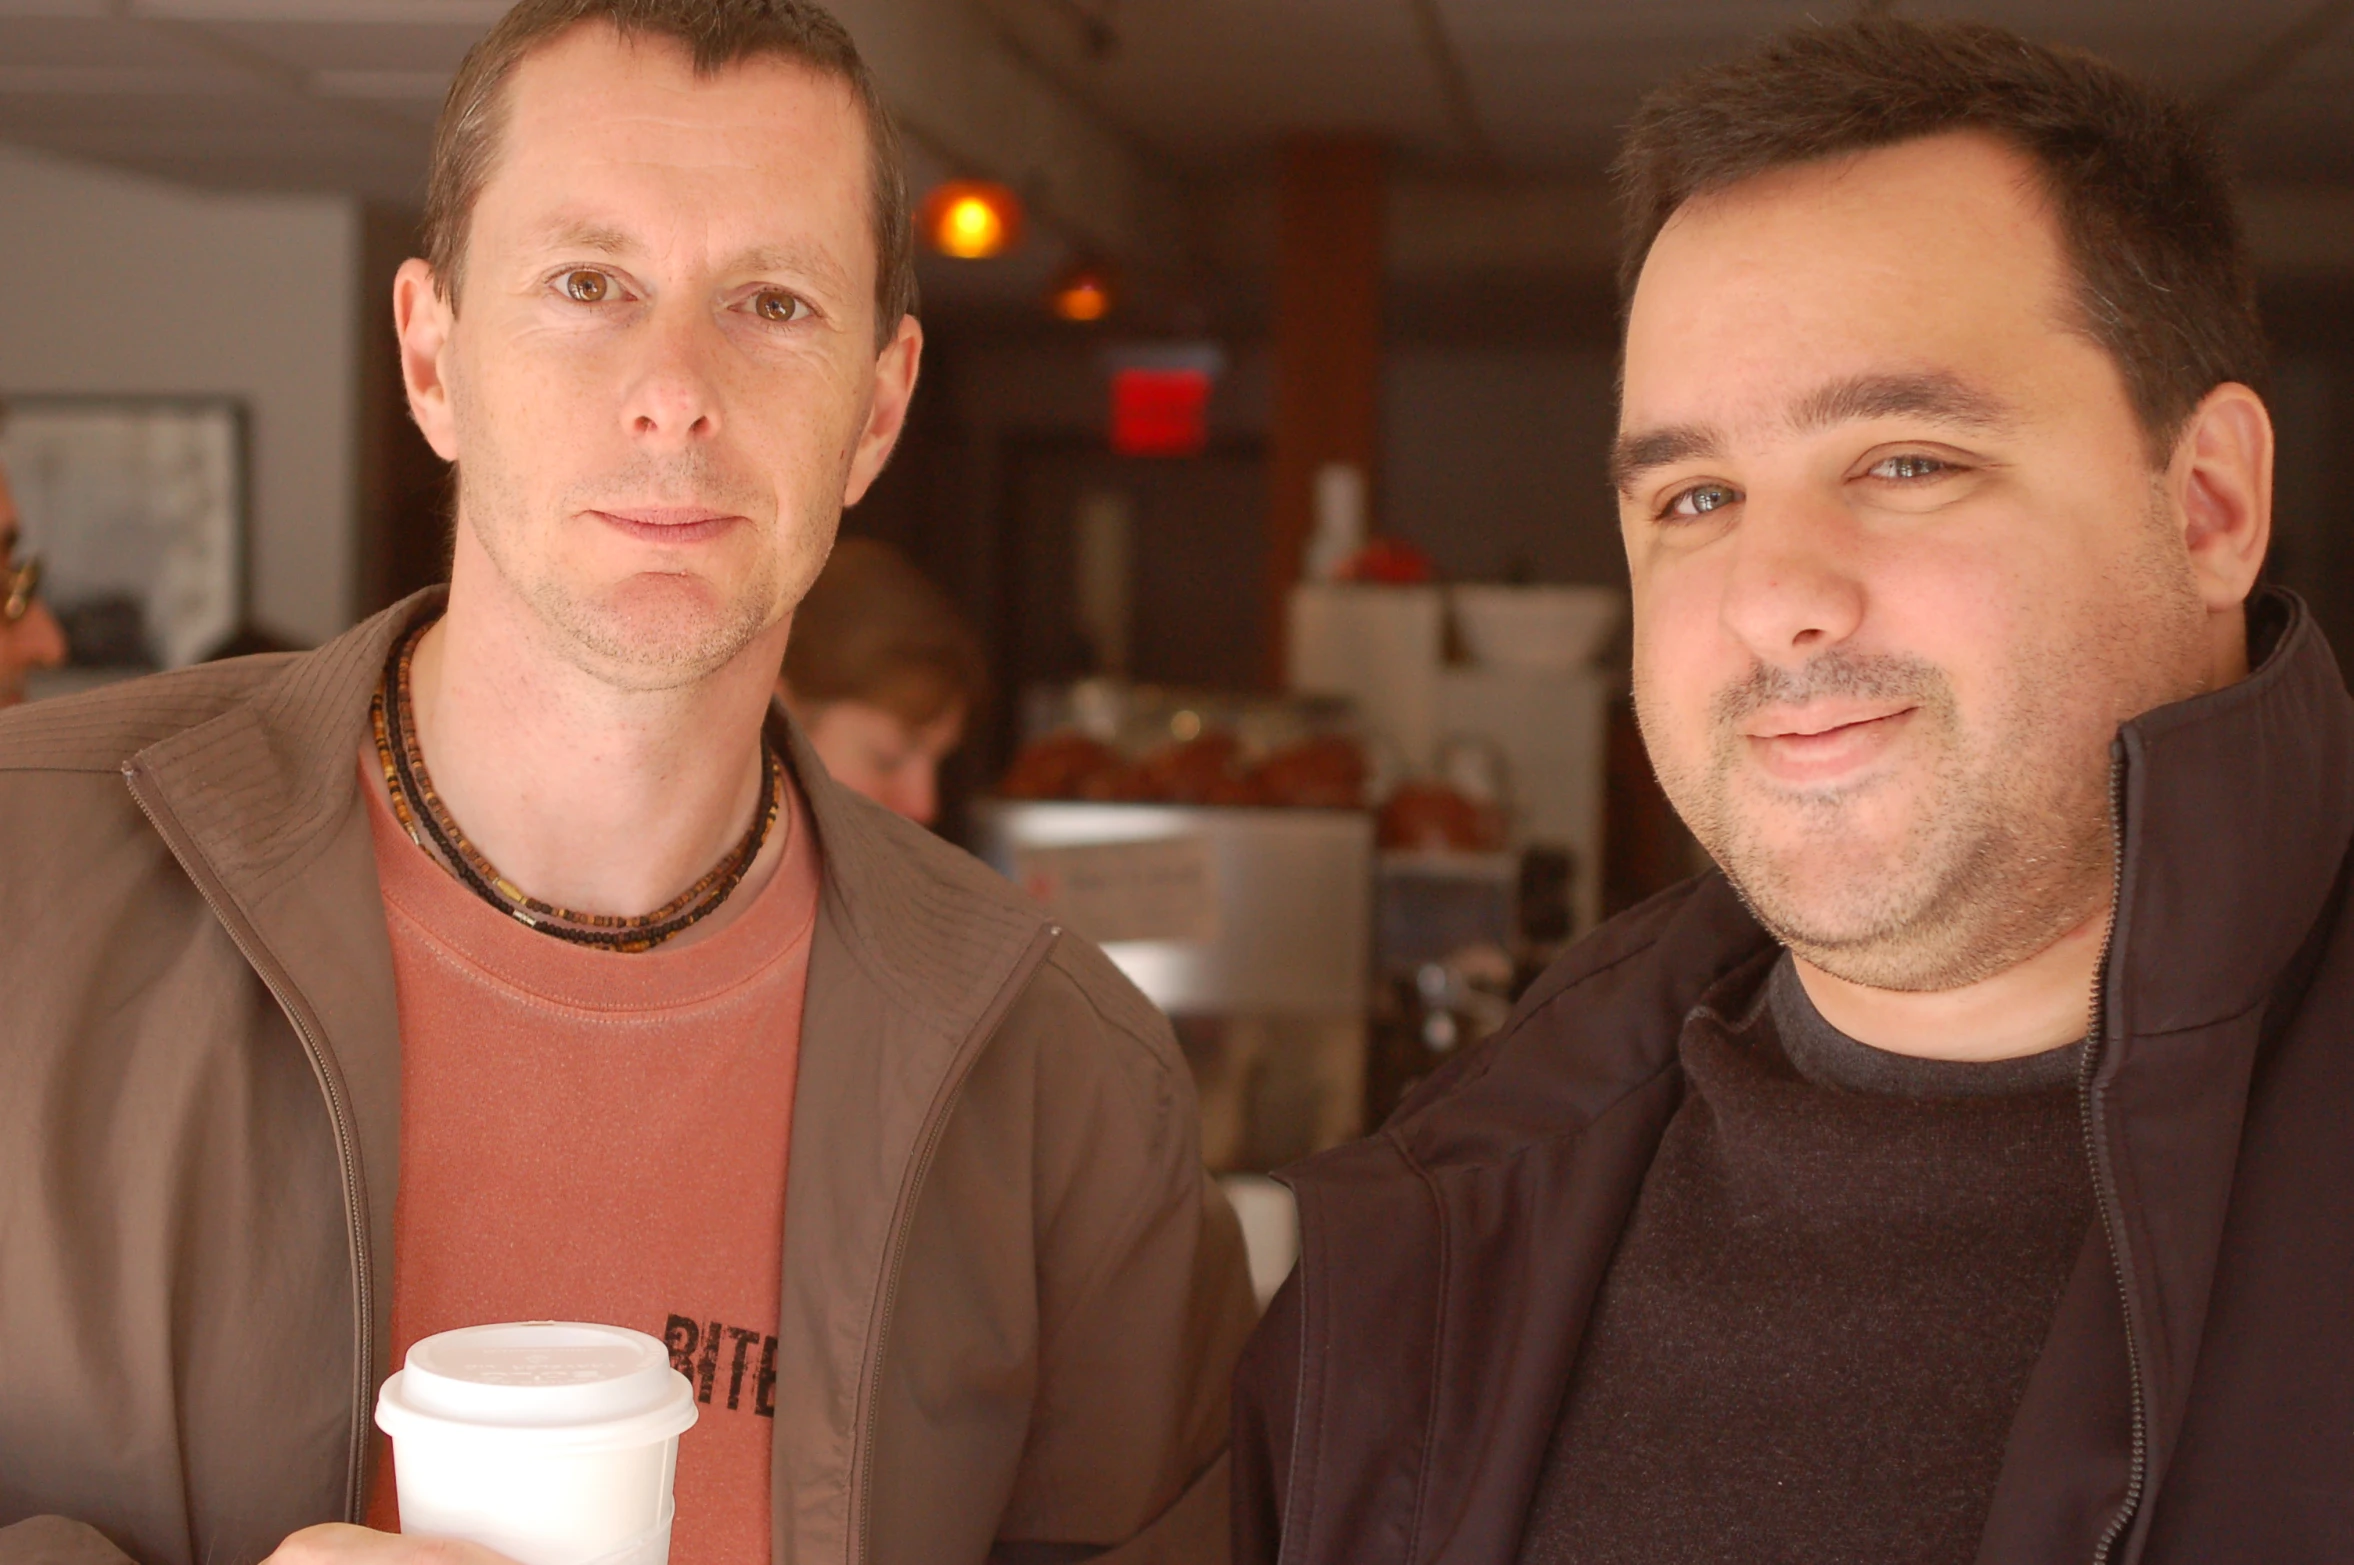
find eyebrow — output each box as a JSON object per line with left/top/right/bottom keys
{"left": 1611, "top": 370, "right": 2016, "bottom": 496}
{"left": 1611, "top": 425, "right": 1724, "bottom": 495}
{"left": 1791, "top": 371, "right": 2015, "bottom": 435}
{"left": 537, "top": 218, "right": 633, "bottom": 257}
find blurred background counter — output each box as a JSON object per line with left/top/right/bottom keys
{"left": 979, "top": 574, "right": 1626, "bottom": 1178}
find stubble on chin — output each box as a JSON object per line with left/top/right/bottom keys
{"left": 1646, "top": 643, "right": 2117, "bottom": 994}
{"left": 522, "top": 546, "right": 782, "bottom": 690}
{"left": 1716, "top": 737, "right": 2114, "bottom": 994}
{"left": 456, "top": 453, "right": 810, "bottom": 694}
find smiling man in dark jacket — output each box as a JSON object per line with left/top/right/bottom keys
{"left": 1235, "top": 19, "right": 2351, "bottom": 1565}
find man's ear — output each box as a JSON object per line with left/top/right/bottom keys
{"left": 2172, "top": 381, "right": 2272, "bottom": 613}
{"left": 842, "top": 315, "right": 924, "bottom": 508}
{"left": 394, "top": 259, "right": 462, "bottom": 463}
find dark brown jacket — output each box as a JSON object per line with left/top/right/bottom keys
{"left": 0, "top": 593, "right": 1255, "bottom": 1565}
{"left": 1236, "top": 589, "right": 2354, "bottom": 1565}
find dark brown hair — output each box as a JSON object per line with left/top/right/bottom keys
{"left": 1615, "top": 17, "right": 2264, "bottom": 456}
{"left": 423, "top": 0, "right": 916, "bottom": 346}
{"left": 783, "top": 537, "right": 986, "bottom": 728}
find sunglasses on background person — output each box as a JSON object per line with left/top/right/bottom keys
{"left": 5, "top": 550, "right": 42, "bottom": 625}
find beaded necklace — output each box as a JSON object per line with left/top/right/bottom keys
{"left": 370, "top": 616, "right": 783, "bottom": 953}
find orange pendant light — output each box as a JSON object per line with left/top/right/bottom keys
{"left": 920, "top": 180, "right": 1024, "bottom": 259}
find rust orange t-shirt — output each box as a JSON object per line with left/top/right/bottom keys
{"left": 361, "top": 760, "right": 820, "bottom": 1565}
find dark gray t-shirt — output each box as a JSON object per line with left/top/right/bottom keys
{"left": 1765, "top": 955, "right": 2085, "bottom": 1098}
{"left": 1516, "top": 952, "right": 2094, "bottom": 1565}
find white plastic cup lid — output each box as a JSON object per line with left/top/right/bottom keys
{"left": 376, "top": 1322, "right": 698, "bottom": 1451}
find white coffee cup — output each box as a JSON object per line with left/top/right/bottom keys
{"left": 375, "top": 1322, "right": 698, "bottom": 1565}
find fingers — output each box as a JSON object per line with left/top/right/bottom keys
{"left": 263, "top": 1523, "right": 387, "bottom": 1565}
{"left": 263, "top": 1524, "right": 518, "bottom": 1565}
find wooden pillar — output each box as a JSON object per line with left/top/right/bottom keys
{"left": 1265, "top": 136, "right": 1386, "bottom": 687}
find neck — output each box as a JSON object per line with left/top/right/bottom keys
{"left": 1793, "top": 904, "right": 2110, "bottom": 1063}
{"left": 406, "top": 547, "right": 792, "bottom": 920}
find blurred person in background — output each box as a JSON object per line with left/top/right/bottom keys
{"left": 777, "top": 535, "right": 981, "bottom": 825}
{"left": 1237, "top": 17, "right": 2354, "bottom": 1565}
{"left": 0, "top": 449, "right": 70, "bottom": 706}
{"left": 0, "top": 3, "right": 1252, "bottom": 1565}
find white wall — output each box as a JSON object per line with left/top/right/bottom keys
{"left": 0, "top": 143, "right": 359, "bottom": 646}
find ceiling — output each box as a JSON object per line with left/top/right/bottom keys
{"left": 0, "top": 0, "right": 483, "bottom": 198}
{"left": 979, "top": 0, "right": 2354, "bottom": 182}
{"left": 1, "top": 0, "right": 2349, "bottom": 274}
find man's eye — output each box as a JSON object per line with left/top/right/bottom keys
{"left": 1870, "top": 453, "right": 1949, "bottom": 481}
{"left": 561, "top": 269, "right": 611, "bottom": 303}
{"left": 753, "top": 289, "right": 808, "bottom": 323}
{"left": 1663, "top": 483, "right": 1740, "bottom": 520}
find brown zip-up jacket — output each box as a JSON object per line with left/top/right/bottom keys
{"left": 1235, "top": 589, "right": 2354, "bottom": 1565}
{"left": 0, "top": 592, "right": 1255, "bottom": 1565}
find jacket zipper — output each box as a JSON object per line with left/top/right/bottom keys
{"left": 2082, "top": 750, "right": 2148, "bottom": 1565}
{"left": 849, "top": 922, "right": 1062, "bottom": 1565}
{"left": 123, "top": 761, "right": 377, "bottom": 1523}
{"left": 1273, "top": 1174, "right": 1313, "bottom": 1565}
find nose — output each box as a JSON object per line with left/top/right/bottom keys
{"left": 889, "top": 759, "right": 940, "bottom": 826}
{"left": 1716, "top": 490, "right": 1867, "bottom": 666}
{"left": 621, "top": 299, "right": 723, "bottom": 448}
{"left": 14, "top": 601, "right": 66, "bottom": 671}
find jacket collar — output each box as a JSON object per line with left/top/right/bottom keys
{"left": 2106, "top": 587, "right": 2354, "bottom": 1037}
{"left": 133, "top": 589, "right": 420, "bottom": 908}
{"left": 1388, "top": 873, "right": 1765, "bottom": 1174}
{"left": 777, "top": 701, "right": 1050, "bottom": 1031}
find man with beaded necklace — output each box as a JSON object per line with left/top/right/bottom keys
{"left": 0, "top": 3, "right": 1254, "bottom": 1564}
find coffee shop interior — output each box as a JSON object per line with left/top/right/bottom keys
{"left": 5, "top": 0, "right": 2354, "bottom": 1275}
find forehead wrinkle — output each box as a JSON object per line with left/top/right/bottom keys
{"left": 733, "top": 242, "right": 853, "bottom": 295}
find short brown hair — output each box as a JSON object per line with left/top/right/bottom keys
{"left": 1615, "top": 18, "right": 2264, "bottom": 456}
{"left": 423, "top": 0, "right": 917, "bottom": 347}
{"left": 784, "top": 537, "right": 986, "bottom": 728}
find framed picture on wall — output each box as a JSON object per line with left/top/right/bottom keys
{"left": 0, "top": 394, "right": 248, "bottom": 672}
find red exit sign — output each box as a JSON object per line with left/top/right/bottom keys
{"left": 1110, "top": 367, "right": 1211, "bottom": 457}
